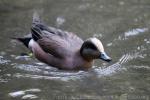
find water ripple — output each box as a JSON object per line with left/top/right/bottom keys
{"left": 8, "top": 88, "right": 41, "bottom": 99}
{"left": 13, "top": 64, "right": 42, "bottom": 72}
{"left": 56, "top": 16, "right": 65, "bottom": 27}
{"left": 94, "top": 52, "right": 141, "bottom": 76}
{"left": 119, "top": 53, "right": 139, "bottom": 64}
{"left": 13, "top": 62, "right": 89, "bottom": 81}
{"left": 124, "top": 28, "right": 148, "bottom": 37}
{"left": 22, "top": 94, "right": 38, "bottom": 99}
{"left": 11, "top": 52, "right": 143, "bottom": 80}
{"left": 0, "top": 78, "right": 8, "bottom": 83}
{"left": 13, "top": 71, "right": 88, "bottom": 81}
{"left": 114, "top": 28, "right": 148, "bottom": 41}
{"left": 0, "top": 56, "right": 10, "bottom": 64}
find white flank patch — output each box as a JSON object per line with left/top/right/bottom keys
{"left": 28, "top": 39, "right": 35, "bottom": 48}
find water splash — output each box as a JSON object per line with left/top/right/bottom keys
{"left": 25, "top": 88, "right": 41, "bottom": 92}
{"left": 93, "top": 34, "right": 103, "bottom": 38}
{"left": 13, "top": 64, "right": 42, "bottom": 72}
{"left": 9, "top": 91, "right": 25, "bottom": 97}
{"left": 132, "top": 65, "right": 150, "bottom": 70}
{"left": 0, "top": 56, "right": 10, "bottom": 64}
{"left": 22, "top": 94, "right": 38, "bottom": 99}
{"left": 124, "top": 28, "right": 148, "bottom": 37}
{"left": 114, "top": 28, "right": 148, "bottom": 41}
{"left": 107, "top": 42, "right": 113, "bottom": 47}
{"left": 56, "top": 16, "right": 65, "bottom": 27}
{"left": 8, "top": 88, "right": 41, "bottom": 99}
{"left": 78, "top": 3, "right": 90, "bottom": 11}
{"left": 144, "top": 38, "right": 150, "bottom": 44}
{"left": 12, "top": 52, "right": 142, "bottom": 80}
{"left": 15, "top": 55, "right": 32, "bottom": 61}
{"left": 94, "top": 52, "right": 141, "bottom": 76}
{"left": 13, "top": 63, "right": 89, "bottom": 81}
{"left": 119, "top": 53, "right": 139, "bottom": 64}
{"left": 13, "top": 71, "right": 88, "bottom": 81}
{"left": 0, "top": 78, "right": 8, "bottom": 83}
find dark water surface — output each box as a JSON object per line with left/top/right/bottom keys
{"left": 0, "top": 0, "right": 150, "bottom": 100}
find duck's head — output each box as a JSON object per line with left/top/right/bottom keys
{"left": 80, "top": 37, "right": 112, "bottom": 62}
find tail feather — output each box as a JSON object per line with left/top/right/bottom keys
{"left": 12, "top": 37, "right": 32, "bottom": 48}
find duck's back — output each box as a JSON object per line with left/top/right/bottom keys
{"left": 31, "top": 23, "right": 84, "bottom": 59}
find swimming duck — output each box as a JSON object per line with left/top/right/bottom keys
{"left": 14, "top": 13, "right": 111, "bottom": 70}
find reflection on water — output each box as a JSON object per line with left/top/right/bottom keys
{"left": 0, "top": 56, "right": 10, "bottom": 64}
{"left": 0, "top": 0, "right": 150, "bottom": 100}
{"left": 12, "top": 52, "right": 142, "bottom": 80}
{"left": 9, "top": 88, "right": 41, "bottom": 99}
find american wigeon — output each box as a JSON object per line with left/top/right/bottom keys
{"left": 14, "top": 13, "right": 111, "bottom": 70}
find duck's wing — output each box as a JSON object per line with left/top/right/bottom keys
{"left": 37, "top": 35, "right": 71, "bottom": 58}
{"left": 31, "top": 25, "right": 82, "bottom": 58}
{"left": 32, "top": 12, "right": 83, "bottom": 44}
{"left": 33, "top": 23, "right": 83, "bottom": 41}
{"left": 33, "top": 23, "right": 83, "bottom": 45}
{"left": 31, "top": 12, "right": 84, "bottom": 58}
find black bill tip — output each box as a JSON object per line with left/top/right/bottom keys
{"left": 100, "top": 52, "right": 112, "bottom": 62}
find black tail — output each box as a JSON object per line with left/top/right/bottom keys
{"left": 12, "top": 37, "right": 32, "bottom": 48}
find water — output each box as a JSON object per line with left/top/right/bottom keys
{"left": 0, "top": 0, "right": 150, "bottom": 100}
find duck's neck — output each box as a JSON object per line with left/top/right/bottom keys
{"left": 66, "top": 50, "right": 92, "bottom": 70}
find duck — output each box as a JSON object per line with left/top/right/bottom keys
{"left": 14, "top": 13, "right": 111, "bottom": 70}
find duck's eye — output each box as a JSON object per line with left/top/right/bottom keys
{"left": 87, "top": 43, "right": 97, "bottom": 50}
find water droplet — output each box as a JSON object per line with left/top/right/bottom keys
{"left": 107, "top": 43, "right": 113, "bottom": 47}
{"left": 25, "top": 88, "right": 41, "bottom": 92}
{"left": 56, "top": 17, "right": 65, "bottom": 27}
{"left": 119, "top": 1, "right": 125, "bottom": 5}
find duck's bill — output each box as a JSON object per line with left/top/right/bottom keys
{"left": 100, "top": 52, "right": 112, "bottom": 62}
